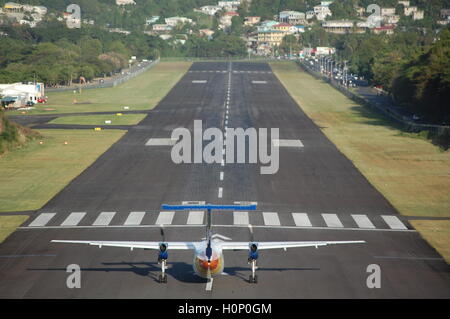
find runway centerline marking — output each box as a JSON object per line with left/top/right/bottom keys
{"left": 206, "top": 277, "right": 213, "bottom": 291}
{"left": 220, "top": 171, "right": 224, "bottom": 181}
{"left": 218, "top": 187, "right": 223, "bottom": 198}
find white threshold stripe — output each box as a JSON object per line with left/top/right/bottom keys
{"left": 263, "top": 212, "right": 281, "bottom": 226}
{"left": 93, "top": 212, "right": 116, "bottom": 226}
{"left": 322, "top": 214, "right": 344, "bottom": 228}
{"left": 233, "top": 211, "right": 249, "bottom": 225}
{"left": 187, "top": 211, "right": 204, "bottom": 225}
{"left": 292, "top": 213, "right": 312, "bottom": 227}
{"left": 218, "top": 187, "right": 223, "bottom": 198}
{"left": 220, "top": 172, "right": 224, "bottom": 180}
{"left": 29, "top": 213, "right": 56, "bottom": 227}
{"left": 61, "top": 212, "right": 86, "bottom": 226}
{"left": 124, "top": 211, "right": 146, "bottom": 226}
{"left": 382, "top": 215, "right": 407, "bottom": 230}
{"left": 156, "top": 211, "right": 175, "bottom": 225}
{"left": 352, "top": 214, "right": 375, "bottom": 229}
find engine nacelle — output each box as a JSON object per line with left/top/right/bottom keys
{"left": 248, "top": 243, "right": 258, "bottom": 261}
{"left": 158, "top": 242, "right": 168, "bottom": 261}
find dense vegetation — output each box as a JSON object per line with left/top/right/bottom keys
{"left": 0, "top": 109, "right": 39, "bottom": 154}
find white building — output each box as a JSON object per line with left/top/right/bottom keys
{"left": 279, "top": 11, "right": 306, "bottom": 25}
{"left": 116, "top": 0, "right": 136, "bottom": 5}
{"left": 381, "top": 8, "right": 396, "bottom": 17}
{"left": 198, "top": 5, "right": 222, "bottom": 16}
{"left": 218, "top": 0, "right": 241, "bottom": 11}
{"left": 165, "top": 17, "right": 193, "bottom": 27}
{"left": 0, "top": 82, "right": 45, "bottom": 108}
{"left": 314, "top": 5, "right": 332, "bottom": 21}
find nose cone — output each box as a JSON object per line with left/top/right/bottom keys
{"left": 199, "top": 258, "right": 219, "bottom": 270}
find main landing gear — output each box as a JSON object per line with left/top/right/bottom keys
{"left": 158, "top": 242, "right": 168, "bottom": 283}
{"left": 248, "top": 243, "right": 259, "bottom": 284}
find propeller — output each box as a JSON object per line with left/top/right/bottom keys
{"left": 159, "top": 224, "right": 166, "bottom": 242}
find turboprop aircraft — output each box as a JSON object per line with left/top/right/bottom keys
{"left": 51, "top": 204, "right": 365, "bottom": 283}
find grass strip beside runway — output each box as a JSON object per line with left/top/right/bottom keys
{"left": 48, "top": 113, "right": 146, "bottom": 126}
{"left": 272, "top": 62, "right": 450, "bottom": 262}
{"left": 271, "top": 62, "right": 450, "bottom": 218}
{"left": 0, "top": 129, "right": 125, "bottom": 213}
{"left": 410, "top": 220, "right": 450, "bottom": 263}
{"left": 0, "top": 216, "right": 28, "bottom": 243}
{"left": 8, "top": 62, "right": 191, "bottom": 116}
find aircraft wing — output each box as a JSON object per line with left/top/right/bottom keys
{"left": 219, "top": 240, "right": 366, "bottom": 251}
{"left": 51, "top": 240, "right": 199, "bottom": 250}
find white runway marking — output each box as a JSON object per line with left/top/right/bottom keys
{"left": 206, "top": 277, "right": 213, "bottom": 291}
{"left": 263, "top": 212, "right": 281, "bottom": 226}
{"left": 192, "top": 80, "right": 207, "bottom": 83}
{"left": 382, "top": 215, "right": 407, "bottom": 230}
{"left": 233, "top": 211, "right": 249, "bottom": 225}
{"left": 292, "top": 213, "right": 312, "bottom": 227}
{"left": 352, "top": 214, "right": 375, "bottom": 229}
{"left": 93, "top": 212, "right": 115, "bottom": 226}
{"left": 124, "top": 211, "right": 146, "bottom": 226}
{"left": 156, "top": 211, "right": 175, "bottom": 225}
{"left": 252, "top": 81, "right": 267, "bottom": 84}
{"left": 61, "top": 212, "right": 86, "bottom": 226}
{"left": 187, "top": 211, "right": 204, "bottom": 225}
{"left": 29, "top": 213, "right": 56, "bottom": 227}
{"left": 272, "top": 139, "right": 304, "bottom": 147}
{"left": 182, "top": 201, "right": 206, "bottom": 205}
{"left": 220, "top": 171, "right": 224, "bottom": 181}
{"left": 218, "top": 187, "right": 223, "bottom": 198}
{"left": 145, "top": 138, "right": 177, "bottom": 146}
{"left": 322, "top": 214, "right": 344, "bottom": 228}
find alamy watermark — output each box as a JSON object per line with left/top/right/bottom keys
{"left": 170, "top": 120, "right": 279, "bottom": 175}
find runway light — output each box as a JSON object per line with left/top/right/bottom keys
{"left": 64, "top": 141, "right": 68, "bottom": 145}
{"left": 116, "top": 113, "right": 123, "bottom": 116}
{"left": 94, "top": 127, "right": 102, "bottom": 131}
{"left": 39, "top": 141, "right": 43, "bottom": 145}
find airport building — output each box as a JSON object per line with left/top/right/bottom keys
{"left": 0, "top": 82, "right": 45, "bottom": 108}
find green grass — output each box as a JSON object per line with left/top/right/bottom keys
{"left": 8, "top": 62, "right": 191, "bottom": 116}
{"left": 410, "top": 220, "right": 450, "bottom": 264}
{"left": 272, "top": 61, "right": 450, "bottom": 263}
{"left": 271, "top": 62, "right": 450, "bottom": 218}
{"left": 49, "top": 113, "right": 147, "bottom": 126}
{"left": 0, "top": 129, "right": 126, "bottom": 212}
{"left": 0, "top": 215, "right": 28, "bottom": 243}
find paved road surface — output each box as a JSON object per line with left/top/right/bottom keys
{"left": 0, "top": 62, "right": 449, "bottom": 298}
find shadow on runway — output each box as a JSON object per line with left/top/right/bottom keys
{"left": 28, "top": 262, "right": 320, "bottom": 284}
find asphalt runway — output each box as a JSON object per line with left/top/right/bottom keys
{"left": 0, "top": 62, "right": 449, "bottom": 298}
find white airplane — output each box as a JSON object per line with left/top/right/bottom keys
{"left": 52, "top": 204, "right": 365, "bottom": 283}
